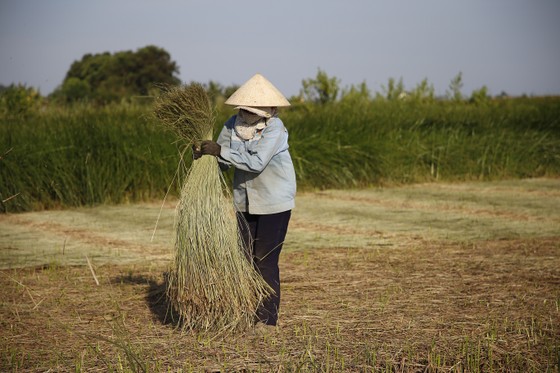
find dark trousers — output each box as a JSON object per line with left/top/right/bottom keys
{"left": 237, "top": 210, "right": 291, "bottom": 326}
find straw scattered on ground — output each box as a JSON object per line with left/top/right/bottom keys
{"left": 1, "top": 237, "right": 558, "bottom": 371}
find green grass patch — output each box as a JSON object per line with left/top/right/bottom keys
{"left": 1, "top": 97, "right": 559, "bottom": 212}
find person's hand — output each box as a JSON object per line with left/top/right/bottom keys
{"left": 201, "top": 140, "right": 221, "bottom": 157}
{"left": 192, "top": 144, "right": 202, "bottom": 160}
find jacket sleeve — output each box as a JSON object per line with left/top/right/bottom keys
{"left": 216, "top": 121, "right": 232, "bottom": 171}
{"left": 220, "top": 119, "right": 288, "bottom": 173}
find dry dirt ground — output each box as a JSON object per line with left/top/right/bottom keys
{"left": 1, "top": 178, "right": 559, "bottom": 372}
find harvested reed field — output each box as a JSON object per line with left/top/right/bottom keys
{"left": 1, "top": 178, "right": 559, "bottom": 372}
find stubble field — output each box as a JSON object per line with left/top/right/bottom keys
{"left": 1, "top": 178, "right": 559, "bottom": 372}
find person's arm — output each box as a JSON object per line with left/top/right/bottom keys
{"left": 220, "top": 121, "right": 287, "bottom": 173}
{"left": 215, "top": 124, "right": 232, "bottom": 171}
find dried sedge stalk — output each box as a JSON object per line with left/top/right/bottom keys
{"left": 153, "top": 83, "right": 271, "bottom": 333}
{"left": 152, "top": 83, "right": 215, "bottom": 144}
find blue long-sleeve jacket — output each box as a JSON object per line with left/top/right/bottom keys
{"left": 217, "top": 115, "right": 296, "bottom": 214}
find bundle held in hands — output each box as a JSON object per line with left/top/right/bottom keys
{"left": 153, "top": 84, "right": 271, "bottom": 332}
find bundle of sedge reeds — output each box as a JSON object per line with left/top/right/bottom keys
{"left": 152, "top": 83, "right": 271, "bottom": 333}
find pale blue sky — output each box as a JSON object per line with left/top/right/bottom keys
{"left": 1, "top": 0, "right": 559, "bottom": 98}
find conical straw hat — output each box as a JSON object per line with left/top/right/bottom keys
{"left": 225, "top": 73, "right": 290, "bottom": 107}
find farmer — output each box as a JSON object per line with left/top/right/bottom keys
{"left": 194, "top": 73, "right": 296, "bottom": 327}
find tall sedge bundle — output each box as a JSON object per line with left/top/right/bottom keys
{"left": 153, "top": 84, "right": 271, "bottom": 332}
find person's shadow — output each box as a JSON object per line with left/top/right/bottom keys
{"left": 112, "top": 272, "right": 179, "bottom": 327}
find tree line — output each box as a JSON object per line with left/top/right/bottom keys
{"left": 1, "top": 44, "right": 507, "bottom": 115}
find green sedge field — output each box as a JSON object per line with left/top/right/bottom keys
{"left": 1, "top": 178, "right": 559, "bottom": 371}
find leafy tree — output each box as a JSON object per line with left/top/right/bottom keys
{"left": 54, "top": 45, "right": 180, "bottom": 103}
{"left": 447, "top": 72, "right": 464, "bottom": 101}
{"left": 203, "top": 80, "right": 224, "bottom": 102}
{"left": 410, "top": 78, "right": 435, "bottom": 102}
{"left": 301, "top": 68, "right": 340, "bottom": 104}
{"left": 58, "top": 77, "right": 91, "bottom": 102}
{"left": 0, "top": 84, "right": 42, "bottom": 116}
{"left": 223, "top": 84, "right": 240, "bottom": 100}
{"left": 340, "top": 81, "right": 370, "bottom": 103}
{"left": 199, "top": 81, "right": 240, "bottom": 107}
{"left": 470, "top": 85, "right": 490, "bottom": 104}
{"left": 379, "top": 77, "right": 406, "bottom": 101}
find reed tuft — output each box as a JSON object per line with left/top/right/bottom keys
{"left": 152, "top": 83, "right": 215, "bottom": 146}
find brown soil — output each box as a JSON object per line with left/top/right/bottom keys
{"left": 1, "top": 179, "right": 559, "bottom": 371}
{"left": 1, "top": 238, "right": 559, "bottom": 372}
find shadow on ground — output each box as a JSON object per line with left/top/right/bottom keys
{"left": 111, "top": 272, "right": 179, "bottom": 327}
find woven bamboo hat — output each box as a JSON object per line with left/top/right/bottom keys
{"left": 225, "top": 73, "right": 290, "bottom": 107}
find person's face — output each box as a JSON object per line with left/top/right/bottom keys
{"left": 239, "top": 109, "right": 262, "bottom": 125}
